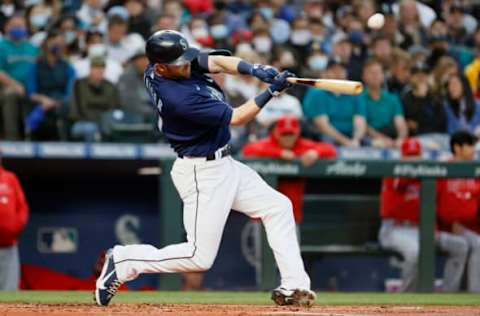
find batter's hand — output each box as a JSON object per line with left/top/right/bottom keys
{"left": 251, "top": 64, "right": 280, "bottom": 83}
{"left": 268, "top": 71, "right": 295, "bottom": 96}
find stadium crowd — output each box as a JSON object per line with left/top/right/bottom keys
{"left": 0, "top": 0, "right": 478, "bottom": 151}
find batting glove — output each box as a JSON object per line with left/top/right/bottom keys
{"left": 268, "top": 71, "right": 295, "bottom": 96}
{"left": 251, "top": 64, "right": 280, "bottom": 83}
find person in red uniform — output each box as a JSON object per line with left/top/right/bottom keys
{"left": 437, "top": 130, "right": 480, "bottom": 292}
{"left": 379, "top": 138, "right": 468, "bottom": 292}
{"left": 242, "top": 114, "right": 336, "bottom": 225}
{"left": 0, "top": 152, "right": 29, "bottom": 290}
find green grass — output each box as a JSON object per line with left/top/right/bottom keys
{"left": 0, "top": 291, "right": 478, "bottom": 306}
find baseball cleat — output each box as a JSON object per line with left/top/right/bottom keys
{"left": 95, "top": 249, "right": 122, "bottom": 306}
{"left": 271, "top": 287, "right": 316, "bottom": 307}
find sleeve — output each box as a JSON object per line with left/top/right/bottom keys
{"left": 0, "top": 43, "right": 6, "bottom": 71}
{"left": 25, "top": 64, "right": 37, "bottom": 97}
{"left": 68, "top": 80, "right": 81, "bottom": 121}
{"left": 301, "top": 139, "right": 337, "bottom": 158}
{"left": 177, "top": 93, "right": 233, "bottom": 127}
{"left": 392, "top": 94, "right": 404, "bottom": 117}
{"left": 61, "top": 64, "right": 76, "bottom": 104}
{"left": 192, "top": 49, "right": 232, "bottom": 74}
{"left": 354, "top": 95, "right": 367, "bottom": 117}
{"left": 242, "top": 139, "right": 283, "bottom": 158}
{"left": 12, "top": 175, "right": 29, "bottom": 236}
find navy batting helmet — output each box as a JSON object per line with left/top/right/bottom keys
{"left": 146, "top": 30, "right": 199, "bottom": 65}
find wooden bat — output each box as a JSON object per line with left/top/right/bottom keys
{"left": 287, "top": 78, "right": 364, "bottom": 95}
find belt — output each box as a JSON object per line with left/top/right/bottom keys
{"left": 179, "top": 144, "right": 232, "bottom": 161}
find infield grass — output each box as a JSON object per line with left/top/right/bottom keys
{"left": 0, "top": 291, "right": 478, "bottom": 306}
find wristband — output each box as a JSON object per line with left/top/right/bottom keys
{"left": 254, "top": 89, "right": 272, "bottom": 108}
{"left": 237, "top": 60, "right": 253, "bottom": 75}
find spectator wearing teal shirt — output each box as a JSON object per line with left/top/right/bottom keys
{"left": 303, "top": 60, "right": 367, "bottom": 146}
{"left": 0, "top": 14, "right": 39, "bottom": 140}
{"left": 361, "top": 59, "right": 408, "bottom": 148}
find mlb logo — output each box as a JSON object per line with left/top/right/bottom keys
{"left": 37, "top": 227, "right": 78, "bottom": 253}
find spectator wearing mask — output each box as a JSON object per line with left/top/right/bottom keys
{"left": 361, "top": 59, "right": 408, "bottom": 147}
{"left": 69, "top": 56, "right": 120, "bottom": 142}
{"left": 73, "top": 30, "right": 124, "bottom": 84}
{"left": 303, "top": 59, "right": 367, "bottom": 146}
{"left": 243, "top": 115, "right": 336, "bottom": 225}
{"left": 105, "top": 15, "right": 145, "bottom": 65}
{"left": 0, "top": 151, "right": 29, "bottom": 290}
{"left": 117, "top": 49, "right": 154, "bottom": 123}
{"left": 379, "top": 138, "right": 468, "bottom": 292}
{"left": 443, "top": 74, "right": 480, "bottom": 135}
{"left": 0, "top": 0, "right": 22, "bottom": 32}
{"left": 125, "top": 0, "right": 153, "bottom": 40}
{"left": 401, "top": 63, "right": 447, "bottom": 137}
{"left": 397, "top": 0, "right": 429, "bottom": 50}
{"left": 25, "top": 30, "right": 76, "bottom": 141}
{"left": 76, "top": 0, "right": 107, "bottom": 32}
{"left": 437, "top": 130, "right": 480, "bottom": 292}
{"left": 0, "top": 14, "right": 39, "bottom": 140}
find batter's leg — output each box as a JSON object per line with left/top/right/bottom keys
{"left": 112, "top": 158, "right": 238, "bottom": 282}
{"left": 230, "top": 159, "right": 310, "bottom": 292}
{"left": 437, "top": 232, "right": 468, "bottom": 292}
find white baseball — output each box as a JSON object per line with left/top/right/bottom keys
{"left": 367, "top": 13, "right": 385, "bottom": 29}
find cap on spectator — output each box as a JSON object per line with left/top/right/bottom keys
{"left": 401, "top": 138, "right": 422, "bottom": 157}
{"left": 91, "top": 56, "right": 106, "bottom": 67}
{"left": 107, "top": 6, "right": 129, "bottom": 21}
{"left": 410, "top": 62, "right": 430, "bottom": 74}
{"left": 274, "top": 115, "right": 301, "bottom": 135}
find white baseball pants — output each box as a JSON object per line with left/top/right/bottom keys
{"left": 112, "top": 156, "right": 311, "bottom": 290}
{"left": 379, "top": 220, "right": 468, "bottom": 292}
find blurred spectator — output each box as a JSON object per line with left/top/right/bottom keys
{"left": 445, "top": 4, "right": 473, "bottom": 46}
{"left": 243, "top": 115, "right": 336, "bottom": 224}
{"left": 330, "top": 33, "right": 360, "bottom": 80}
{"left": 361, "top": 59, "right": 408, "bottom": 147}
{"left": 352, "top": 0, "right": 376, "bottom": 28}
{"left": 0, "top": 152, "right": 29, "bottom": 290}
{"left": 105, "top": 15, "right": 145, "bottom": 65}
{"left": 427, "top": 34, "right": 474, "bottom": 71}
{"left": 251, "top": 27, "right": 272, "bottom": 56}
{"left": 69, "top": 56, "right": 120, "bottom": 142}
{"left": 185, "top": 16, "right": 214, "bottom": 48}
{"left": 151, "top": 14, "right": 178, "bottom": 33}
{"left": 431, "top": 56, "right": 459, "bottom": 96}
{"left": 443, "top": 73, "right": 480, "bottom": 135}
{"left": 76, "top": 0, "right": 107, "bottom": 32}
{"left": 288, "top": 16, "right": 312, "bottom": 61}
{"left": 117, "top": 49, "right": 154, "bottom": 123}
{"left": 396, "top": 0, "right": 429, "bottom": 50}
{"left": 255, "top": 81, "right": 302, "bottom": 130}
{"left": 207, "top": 13, "right": 231, "bottom": 50}
{"left": 0, "top": 14, "right": 39, "bottom": 140}
{"left": 369, "top": 35, "right": 393, "bottom": 69}
{"left": 0, "top": 0, "right": 23, "bottom": 33}
{"left": 183, "top": 0, "right": 213, "bottom": 16}
{"left": 73, "top": 31, "right": 124, "bottom": 84}
{"left": 379, "top": 137, "right": 468, "bottom": 292}
{"left": 401, "top": 63, "right": 447, "bottom": 138}
{"left": 25, "top": 30, "right": 76, "bottom": 141}
{"left": 54, "top": 15, "right": 83, "bottom": 60}
{"left": 125, "top": 0, "right": 152, "bottom": 40}
{"left": 303, "top": 59, "right": 367, "bottom": 146}
{"left": 437, "top": 130, "right": 480, "bottom": 292}
{"left": 26, "top": 0, "right": 60, "bottom": 46}
{"left": 465, "top": 52, "right": 480, "bottom": 101}
{"left": 387, "top": 49, "right": 412, "bottom": 96}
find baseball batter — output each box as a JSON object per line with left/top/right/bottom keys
{"left": 95, "top": 30, "right": 315, "bottom": 307}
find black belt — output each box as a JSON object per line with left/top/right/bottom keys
{"left": 179, "top": 145, "right": 232, "bottom": 161}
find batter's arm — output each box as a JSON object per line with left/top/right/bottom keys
{"left": 205, "top": 55, "right": 279, "bottom": 83}
{"left": 230, "top": 99, "right": 262, "bottom": 126}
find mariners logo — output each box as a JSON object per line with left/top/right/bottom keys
{"left": 207, "top": 86, "right": 224, "bottom": 101}
{"left": 180, "top": 38, "right": 188, "bottom": 50}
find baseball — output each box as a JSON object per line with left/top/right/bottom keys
{"left": 367, "top": 13, "right": 385, "bottom": 29}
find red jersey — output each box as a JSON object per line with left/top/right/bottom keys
{"left": 0, "top": 167, "right": 29, "bottom": 247}
{"left": 242, "top": 135, "right": 336, "bottom": 223}
{"left": 436, "top": 178, "right": 480, "bottom": 231}
{"left": 380, "top": 177, "right": 420, "bottom": 224}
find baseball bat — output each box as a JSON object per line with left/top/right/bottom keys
{"left": 287, "top": 78, "right": 364, "bottom": 95}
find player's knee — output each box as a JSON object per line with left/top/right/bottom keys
{"left": 191, "top": 255, "right": 215, "bottom": 271}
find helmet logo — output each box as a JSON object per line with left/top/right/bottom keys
{"left": 180, "top": 38, "right": 188, "bottom": 50}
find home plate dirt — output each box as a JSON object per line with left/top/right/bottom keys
{"left": 1, "top": 304, "right": 479, "bottom": 316}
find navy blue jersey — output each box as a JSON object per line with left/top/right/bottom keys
{"left": 144, "top": 55, "right": 233, "bottom": 156}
